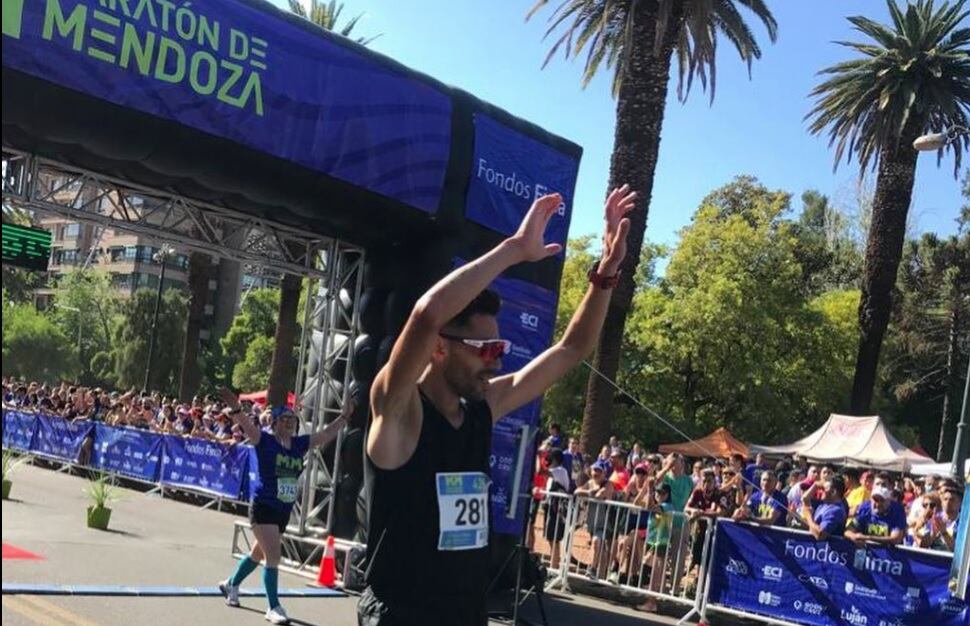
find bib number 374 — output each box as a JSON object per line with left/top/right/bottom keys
{"left": 436, "top": 472, "right": 490, "bottom": 551}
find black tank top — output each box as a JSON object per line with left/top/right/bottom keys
{"left": 363, "top": 391, "right": 492, "bottom": 600}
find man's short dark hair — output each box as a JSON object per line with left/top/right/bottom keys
{"left": 842, "top": 467, "right": 860, "bottom": 482}
{"left": 876, "top": 471, "right": 893, "bottom": 484}
{"left": 547, "top": 448, "right": 564, "bottom": 466}
{"left": 828, "top": 475, "right": 846, "bottom": 497}
{"left": 730, "top": 453, "right": 745, "bottom": 465}
{"left": 550, "top": 423, "right": 561, "bottom": 432}
{"left": 446, "top": 289, "right": 501, "bottom": 330}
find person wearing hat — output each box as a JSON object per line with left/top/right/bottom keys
{"left": 217, "top": 392, "right": 352, "bottom": 624}
{"left": 845, "top": 474, "right": 907, "bottom": 546}
{"left": 575, "top": 460, "right": 617, "bottom": 579}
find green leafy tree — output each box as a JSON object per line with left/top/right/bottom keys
{"left": 791, "top": 190, "right": 863, "bottom": 295}
{"left": 807, "top": 0, "right": 970, "bottom": 414}
{"left": 1, "top": 301, "right": 79, "bottom": 382}
{"left": 50, "top": 268, "right": 121, "bottom": 385}
{"left": 111, "top": 289, "right": 187, "bottom": 393}
{"left": 882, "top": 204, "right": 970, "bottom": 459}
{"left": 231, "top": 335, "right": 276, "bottom": 392}
{"left": 220, "top": 288, "right": 281, "bottom": 387}
{"left": 529, "top": 0, "right": 778, "bottom": 452}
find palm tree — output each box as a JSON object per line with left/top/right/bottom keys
{"left": 265, "top": 1, "right": 378, "bottom": 407}
{"left": 807, "top": 0, "right": 969, "bottom": 414}
{"left": 287, "top": 0, "right": 380, "bottom": 46}
{"left": 529, "top": 0, "right": 777, "bottom": 452}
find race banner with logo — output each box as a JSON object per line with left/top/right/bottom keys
{"left": 707, "top": 520, "right": 968, "bottom": 626}
{"left": 2, "top": 0, "right": 452, "bottom": 213}
{"left": 2, "top": 410, "right": 38, "bottom": 451}
{"left": 465, "top": 114, "right": 579, "bottom": 252}
{"left": 160, "top": 435, "right": 250, "bottom": 499}
{"left": 31, "top": 414, "right": 93, "bottom": 463}
{"left": 93, "top": 423, "right": 164, "bottom": 483}
{"left": 950, "top": 475, "right": 970, "bottom": 599}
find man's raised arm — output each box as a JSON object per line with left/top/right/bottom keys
{"left": 486, "top": 185, "right": 636, "bottom": 421}
{"left": 371, "top": 194, "right": 567, "bottom": 420}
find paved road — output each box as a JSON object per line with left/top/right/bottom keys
{"left": 1, "top": 464, "right": 701, "bottom": 626}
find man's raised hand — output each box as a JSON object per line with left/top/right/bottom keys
{"left": 599, "top": 184, "right": 637, "bottom": 274}
{"left": 509, "top": 193, "right": 564, "bottom": 262}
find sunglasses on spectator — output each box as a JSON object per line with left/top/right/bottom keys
{"left": 439, "top": 334, "right": 511, "bottom": 361}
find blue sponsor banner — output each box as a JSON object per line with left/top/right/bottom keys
{"left": 2, "top": 410, "right": 38, "bottom": 451}
{"left": 951, "top": 475, "right": 970, "bottom": 599}
{"left": 93, "top": 423, "right": 163, "bottom": 482}
{"left": 707, "top": 520, "right": 969, "bottom": 626}
{"left": 246, "top": 445, "right": 261, "bottom": 501}
{"left": 466, "top": 114, "right": 580, "bottom": 252}
{"left": 3, "top": 0, "right": 451, "bottom": 212}
{"left": 160, "top": 435, "right": 250, "bottom": 500}
{"left": 31, "top": 414, "right": 93, "bottom": 462}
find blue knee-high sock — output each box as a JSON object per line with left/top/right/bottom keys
{"left": 228, "top": 556, "right": 259, "bottom": 586}
{"left": 263, "top": 567, "right": 280, "bottom": 609}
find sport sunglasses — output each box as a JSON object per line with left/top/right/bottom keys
{"left": 439, "top": 333, "right": 512, "bottom": 361}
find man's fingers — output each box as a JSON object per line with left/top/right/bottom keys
{"left": 544, "top": 243, "right": 563, "bottom": 256}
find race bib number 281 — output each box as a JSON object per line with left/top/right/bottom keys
{"left": 436, "top": 472, "right": 490, "bottom": 551}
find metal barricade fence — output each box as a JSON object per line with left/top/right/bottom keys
{"left": 529, "top": 489, "right": 716, "bottom": 622}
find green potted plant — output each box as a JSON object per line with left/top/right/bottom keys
{"left": 2, "top": 449, "right": 29, "bottom": 500}
{"left": 85, "top": 473, "right": 119, "bottom": 530}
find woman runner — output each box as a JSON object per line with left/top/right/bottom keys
{"left": 218, "top": 389, "right": 350, "bottom": 625}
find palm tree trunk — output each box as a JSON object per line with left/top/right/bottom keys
{"left": 580, "top": 1, "right": 683, "bottom": 454}
{"left": 178, "top": 250, "right": 210, "bottom": 401}
{"left": 849, "top": 127, "right": 920, "bottom": 414}
{"left": 267, "top": 273, "right": 301, "bottom": 407}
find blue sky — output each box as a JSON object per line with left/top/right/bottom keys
{"left": 274, "top": 0, "right": 964, "bottom": 249}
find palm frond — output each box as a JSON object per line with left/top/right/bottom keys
{"left": 807, "top": 0, "right": 970, "bottom": 175}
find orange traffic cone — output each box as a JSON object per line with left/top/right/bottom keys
{"left": 316, "top": 535, "right": 336, "bottom": 588}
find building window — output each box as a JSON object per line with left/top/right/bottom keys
{"left": 63, "top": 223, "right": 80, "bottom": 239}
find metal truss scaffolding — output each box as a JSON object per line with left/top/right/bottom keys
{"left": 2, "top": 147, "right": 364, "bottom": 536}
{"left": 2, "top": 148, "right": 328, "bottom": 279}
{"left": 292, "top": 241, "right": 364, "bottom": 535}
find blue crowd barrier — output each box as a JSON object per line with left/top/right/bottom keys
{"left": 704, "top": 519, "right": 969, "bottom": 626}
{"left": 161, "top": 435, "right": 249, "bottom": 499}
{"left": 93, "top": 423, "right": 164, "bottom": 483}
{"left": 2, "top": 409, "right": 253, "bottom": 501}
{"left": 32, "top": 414, "right": 94, "bottom": 464}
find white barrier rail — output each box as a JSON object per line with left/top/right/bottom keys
{"left": 529, "top": 489, "right": 715, "bottom": 623}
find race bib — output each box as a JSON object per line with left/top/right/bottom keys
{"left": 277, "top": 478, "right": 298, "bottom": 504}
{"left": 436, "top": 472, "right": 490, "bottom": 551}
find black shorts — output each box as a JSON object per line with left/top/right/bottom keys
{"left": 357, "top": 587, "right": 487, "bottom": 626}
{"left": 249, "top": 502, "right": 290, "bottom": 533}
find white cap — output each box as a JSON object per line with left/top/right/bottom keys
{"left": 871, "top": 486, "right": 891, "bottom": 501}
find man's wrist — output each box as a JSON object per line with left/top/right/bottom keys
{"left": 498, "top": 237, "right": 529, "bottom": 265}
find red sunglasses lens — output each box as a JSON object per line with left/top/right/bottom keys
{"left": 478, "top": 341, "right": 507, "bottom": 361}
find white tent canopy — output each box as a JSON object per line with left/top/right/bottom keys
{"left": 749, "top": 414, "right": 934, "bottom": 472}
{"left": 910, "top": 459, "right": 970, "bottom": 478}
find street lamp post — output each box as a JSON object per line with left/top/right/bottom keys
{"left": 143, "top": 245, "right": 175, "bottom": 392}
{"left": 913, "top": 126, "right": 970, "bottom": 478}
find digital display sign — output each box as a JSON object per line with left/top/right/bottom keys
{"left": 2, "top": 223, "right": 52, "bottom": 272}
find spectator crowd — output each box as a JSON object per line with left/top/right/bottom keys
{"left": 2, "top": 378, "right": 268, "bottom": 447}
{"left": 530, "top": 424, "right": 964, "bottom": 612}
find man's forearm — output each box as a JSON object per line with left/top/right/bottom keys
{"left": 559, "top": 261, "right": 618, "bottom": 356}
{"left": 416, "top": 239, "right": 524, "bottom": 328}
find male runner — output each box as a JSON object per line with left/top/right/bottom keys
{"left": 358, "top": 187, "right": 636, "bottom": 625}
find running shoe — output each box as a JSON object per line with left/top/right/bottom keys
{"left": 265, "top": 605, "right": 290, "bottom": 624}
{"left": 218, "top": 580, "right": 240, "bottom": 607}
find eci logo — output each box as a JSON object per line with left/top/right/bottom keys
{"left": 519, "top": 312, "right": 539, "bottom": 329}
{"left": 761, "top": 565, "right": 783, "bottom": 581}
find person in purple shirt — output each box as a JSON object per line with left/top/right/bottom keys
{"left": 845, "top": 485, "right": 907, "bottom": 546}
{"left": 734, "top": 470, "right": 787, "bottom": 526}
{"left": 802, "top": 476, "right": 847, "bottom": 540}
